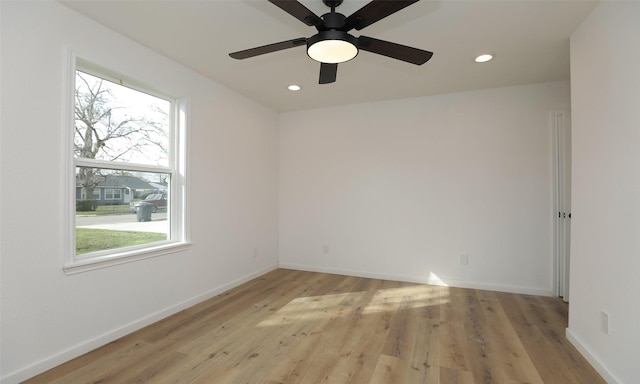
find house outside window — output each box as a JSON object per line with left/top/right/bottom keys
{"left": 64, "top": 57, "right": 189, "bottom": 273}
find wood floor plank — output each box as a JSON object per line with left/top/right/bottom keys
{"left": 439, "top": 365, "right": 475, "bottom": 384}
{"left": 459, "top": 288, "right": 506, "bottom": 384}
{"left": 404, "top": 284, "right": 447, "bottom": 383}
{"left": 437, "top": 321, "right": 470, "bottom": 372}
{"left": 474, "top": 289, "right": 544, "bottom": 384}
{"left": 369, "top": 354, "right": 409, "bottom": 384}
{"left": 495, "top": 292, "right": 607, "bottom": 384}
{"left": 404, "top": 317, "right": 439, "bottom": 383}
{"left": 222, "top": 277, "right": 364, "bottom": 384}
{"left": 24, "top": 269, "right": 607, "bottom": 384}
{"left": 264, "top": 276, "right": 375, "bottom": 384}
{"left": 297, "top": 278, "right": 392, "bottom": 383}
{"left": 44, "top": 340, "right": 157, "bottom": 384}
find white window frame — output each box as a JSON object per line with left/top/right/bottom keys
{"left": 62, "top": 52, "right": 190, "bottom": 274}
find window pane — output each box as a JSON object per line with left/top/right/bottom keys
{"left": 74, "top": 70, "right": 170, "bottom": 167}
{"left": 75, "top": 167, "right": 170, "bottom": 255}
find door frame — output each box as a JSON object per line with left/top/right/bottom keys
{"left": 552, "top": 110, "right": 571, "bottom": 301}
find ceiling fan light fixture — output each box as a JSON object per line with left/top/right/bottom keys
{"left": 307, "top": 30, "right": 358, "bottom": 64}
{"left": 229, "top": 0, "right": 433, "bottom": 85}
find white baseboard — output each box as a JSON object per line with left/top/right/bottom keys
{"left": 566, "top": 328, "right": 620, "bottom": 384}
{"left": 1, "top": 265, "right": 277, "bottom": 384}
{"left": 278, "top": 263, "right": 553, "bottom": 297}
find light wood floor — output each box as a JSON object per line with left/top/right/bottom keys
{"left": 25, "top": 269, "right": 605, "bottom": 384}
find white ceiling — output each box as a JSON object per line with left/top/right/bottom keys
{"left": 60, "top": 0, "right": 596, "bottom": 112}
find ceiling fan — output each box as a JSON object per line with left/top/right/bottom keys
{"left": 229, "top": 0, "right": 433, "bottom": 84}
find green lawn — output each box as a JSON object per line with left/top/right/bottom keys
{"left": 76, "top": 228, "right": 167, "bottom": 255}
{"left": 76, "top": 204, "right": 133, "bottom": 216}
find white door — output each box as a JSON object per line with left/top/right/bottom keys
{"left": 552, "top": 111, "right": 571, "bottom": 301}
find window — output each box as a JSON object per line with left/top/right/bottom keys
{"left": 104, "top": 188, "right": 122, "bottom": 200}
{"left": 80, "top": 188, "right": 100, "bottom": 200}
{"left": 64, "top": 58, "right": 188, "bottom": 273}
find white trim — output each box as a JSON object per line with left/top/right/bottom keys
{"left": 74, "top": 157, "right": 171, "bottom": 174}
{"left": 551, "top": 111, "right": 560, "bottom": 297}
{"left": 278, "top": 263, "right": 554, "bottom": 297}
{"left": 63, "top": 241, "right": 192, "bottom": 275}
{"left": 0, "top": 265, "right": 278, "bottom": 384}
{"left": 61, "top": 46, "right": 77, "bottom": 269}
{"left": 551, "top": 110, "right": 570, "bottom": 301}
{"left": 173, "top": 97, "right": 190, "bottom": 243}
{"left": 566, "top": 328, "right": 620, "bottom": 384}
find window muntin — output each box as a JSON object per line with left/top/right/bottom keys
{"left": 69, "top": 63, "right": 185, "bottom": 267}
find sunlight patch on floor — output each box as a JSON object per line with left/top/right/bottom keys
{"left": 362, "top": 284, "right": 450, "bottom": 314}
{"left": 257, "top": 282, "right": 450, "bottom": 327}
{"left": 257, "top": 291, "right": 365, "bottom": 327}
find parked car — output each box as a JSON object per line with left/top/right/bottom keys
{"left": 129, "top": 193, "right": 167, "bottom": 213}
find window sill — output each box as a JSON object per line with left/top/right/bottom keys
{"left": 63, "top": 241, "right": 191, "bottom": 275}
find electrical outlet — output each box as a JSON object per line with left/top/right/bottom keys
{"left": 459, "top": 254, "right": 469, "bottom": 265}
{"left": 601, "top": 311, "right": 609, "bottom": 335}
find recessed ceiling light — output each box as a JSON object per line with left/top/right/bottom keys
{"left": 287, "top": 84, "right": 301, "bottom": 91}
{"left": 475, "top": 54, "right": 493, "bottom": 63}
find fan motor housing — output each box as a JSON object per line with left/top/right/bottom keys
{"left": 322, "top": 0, "right": 343, "bottom": 8}
{"left": 321, "top": 11, "right": 346, "bottom": 30}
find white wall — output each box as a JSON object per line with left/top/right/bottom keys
{"left": 568, "top": 2, "right": 640, "bottom": 383}
{"left": 0, "top": 2, "right": 278, "bottom": 383}
{"left": 279, "top": 82, "right": 569, "bottom": 295}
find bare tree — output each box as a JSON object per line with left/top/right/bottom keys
{"left": 74, "top": 71, "right": 168, "bottom": 199}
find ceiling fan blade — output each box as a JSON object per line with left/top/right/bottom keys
{"left": 319, "top": 62, "right": 337, "bottom": 84}
{"left": 357, "top": 35, "right": 433, "bottom": 65}
{"left": 229, "top": 38, "right": 307, "bottom": 60}
{"left": 268, "top": 0, "right": 325, "bottom": 28}
{"left": 343, "top": 0, "right": 419, "bottom": 31}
